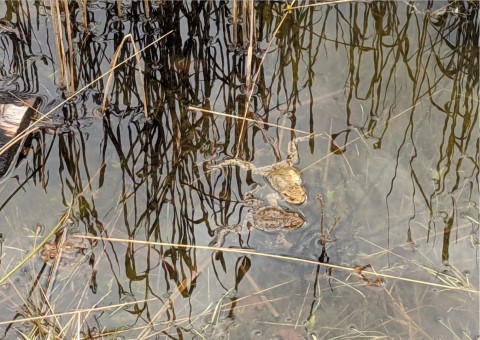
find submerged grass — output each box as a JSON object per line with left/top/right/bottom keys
{"left": 0, "top": 205, "right": 73, "bottom": 286}
{"left": 1, "top": 231, "right": 476, "bottom": 338}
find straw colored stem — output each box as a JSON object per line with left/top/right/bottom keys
{"left": 101, "top": 34, "right": 148, "bottom": 118}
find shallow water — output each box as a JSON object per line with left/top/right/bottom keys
{"left": 0, "top": 1, "right": 478, "bottom": 338}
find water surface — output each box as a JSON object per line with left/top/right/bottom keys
{"left": 0, "top": 1, "right": 478, "bottom": 338}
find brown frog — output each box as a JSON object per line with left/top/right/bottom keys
{"left": 210, "top": 188, "right": 305, "bottom": 248}
{"left": 216, "top": 135, "right": 312, "bottom": 205}
{"left": 243, "top": 191, "right": 304, "bottom": 232}
{"left": 39, "top": 232, "right": 93, "bottom": 267}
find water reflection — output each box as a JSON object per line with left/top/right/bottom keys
{"left": 0, "top": 0, "right": 477, "bottom": 338}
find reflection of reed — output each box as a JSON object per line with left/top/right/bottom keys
{"left": 322, "top": 2, "right": 479, "bottom": 256}
{"left": 92, "top": 3, "right": 323, "bottom": 332}
{"left": 0, "top": 3, "right": 40, "bottom": 93}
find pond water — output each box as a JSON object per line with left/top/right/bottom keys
{"left": 0, "top": 1, "right": 478, "bottom": 338}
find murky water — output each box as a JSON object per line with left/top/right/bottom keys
{"left": 0, "top": 1, "right": 478, "bottom": 338}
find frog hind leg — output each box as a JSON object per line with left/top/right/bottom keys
{"left": 286, "top": 133, "right": 321, "bottom": 165}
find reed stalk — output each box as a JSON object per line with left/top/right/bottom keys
{"left": 50, "top": 0, "right": 75, "bottom": 95}
{"left": 233, "top": 0, "right": 238, "bottom": 48}
{"left": 245, "top": 0, "right": 254, "bottom": 93}
{"left": 144, "top": 0, "right": 150, "bottom": 19}
{"left": 61, "top": 0, "right": 75, "bottom": 94}
{"left": 79, "top": 0, "right": 88, "bottom": 28}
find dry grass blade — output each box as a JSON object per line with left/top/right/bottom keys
{"left": 188, "top": 106, "right": 312, "bottom": 135}
{"left": 359, "top": 236, "right": 476, "bottom": 290}
{"left": 210, "top": 287, "right": 234, "bottom": 325}
{"left": 79, "top": 235, "right": 479, "bottom": 294}
{"left": 0, "top": 297, "right": 157, "bottom": 327}
{"left": 101, "top": 34, "right": 148, "bottom": 117}
{"left": 0, "top": 124, "right": 40, "bottom": 160}
{"left": 288, "top": 0, "right": 356, "bottom": 10}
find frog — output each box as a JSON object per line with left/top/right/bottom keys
{"left": 210, "top": 186, "right": 305, "bottom": 248}
{"left": 215, "top": 134, "right": 313, "bottom": 205}
{"left": 242, "top": 190, "right": 305, "bottom": 232}
{"left": 39, "top": 232, "right": 93, "bottom": 267}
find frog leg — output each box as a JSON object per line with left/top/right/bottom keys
{"left": 244, "top": 183, "right": 261, "bottom": 196}
{"left": 209, "top": 225, "right": 242, "bottom": 248}
{"left": 243, "top": 183, "right": 269, "bottom": 203}
{"left": 286, "top": 133, "right": 321, "bottom": 165}
{"left": 241, "top": 210, "right": 255, "bottom": 231}
{"left": 218, "top": 158, "right": 257, "bottom": 171}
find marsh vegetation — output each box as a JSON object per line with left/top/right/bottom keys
{"left": 0, "top": 0, "right": 478, "bottom": 338}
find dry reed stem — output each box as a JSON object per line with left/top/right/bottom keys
{"left": 187, "top": 106, "right": 311, "bottom": 135}
{"left": 50, "top": 0, "right": 65, "bottom": 89}
{"left": 77, "top": 235, "right": 479, "bottom": 294}
{"left": 79, "top": 0, "right": 87, "bottom": 27}
{"left": 144, "top": 0, "right": 150, "bottom": 19}
{"left": 101, "top": 34, "right": 148, "bottom": 117}
{"left": 62, "top": 0, "right": 75, "bottom": 93}
{"left": 51, "top": 0, "right": 74, "bottom": 94}
{"left": 116, "top": 0, "right": 121, "bottom": 18}
{"left": 242, "top": 0, "right": 248, "bottom": 51}
{"left": 233, "top": 0, "right": 238, "bottom": 48}
{"left": 245, "top": 0, "right": 254, "bottom": 92}
{"left": 288, "top": 0, "right": 356, "bottom": 10}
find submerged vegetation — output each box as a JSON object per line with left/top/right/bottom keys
{"left": 0, "top": 0, "right": 478, "bottom": 338}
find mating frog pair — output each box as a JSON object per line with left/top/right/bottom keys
{"left": 210, "top": 135, "right": 312, "bottom": 247}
